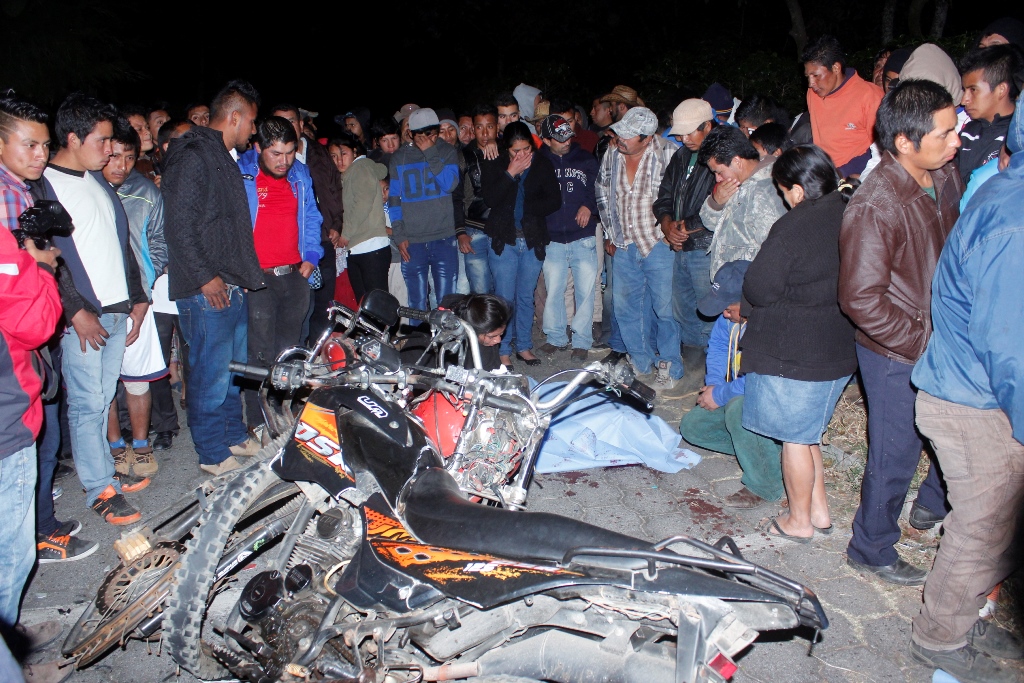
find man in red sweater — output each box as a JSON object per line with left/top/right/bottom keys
{"left": 804, "top": 35, "right": 884, "bottom": 177}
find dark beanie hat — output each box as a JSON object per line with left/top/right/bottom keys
{"left": 703, "top": 83, "right": 734, "bottom": 113}
{"left": 884, "top": 48, "right": 913, "bottom": 75}
{"left": 981, "top": 17, "right": 1024, "bottom": 51}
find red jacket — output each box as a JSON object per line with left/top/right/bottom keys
{"left": 0, "top": 227, "right": 62, "bottom": 458}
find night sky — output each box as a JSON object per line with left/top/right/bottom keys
{"left": 2, "top": 0, "right": 1021, "bottom": 130}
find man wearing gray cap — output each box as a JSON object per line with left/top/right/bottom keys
{"left": 388, "top": 108, "right": 462, "bottom": 313}
{"left": 595, "top": 107, "right": 681, "bottom": 393}
{"left": 654, "top": 99, "right": 719, "bottom": 397}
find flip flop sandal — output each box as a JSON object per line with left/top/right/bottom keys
{"left": 814, "top": 524, "right": 835, "bottom": 536}
{"left": 760, "top": 516, "right": 812, "bottom": 544}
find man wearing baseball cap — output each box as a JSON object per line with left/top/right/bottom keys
{"left": 654, "top": 99, "right": 719, "bottom": 397}
{"left": 595, "top": 107, "right": 682, "bottom": 394}
{"left": 678, "top": 260, "right": 783, "bottom": 509}
{"left": 537, "top": 115, "right": 600, "bottom": 361}
{"left": 387, "top": 107, "right": 463, "bottom": 315}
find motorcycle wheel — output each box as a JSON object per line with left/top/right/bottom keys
{"left": 163, "top": 435, "right": 291, "bottom": 680}
{"left": 62, "top": 440, "right": 300, "bottom": 670}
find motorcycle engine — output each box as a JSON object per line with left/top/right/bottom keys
{"left": 234, "top": 505, "right": 362, "bottom": 677}
{"left": 454, "top": 409, "right": 525, "bottom": 496}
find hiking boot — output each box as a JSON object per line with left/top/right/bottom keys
{"left": 13, "top": 620, "right": 63, "bottom": 652}
{"left": 131, "top": 445, "right": 158, "bottom": 477}
{"left": 53, "top": 462, "right": 74, "bottom": 481}
{"left": 111, "top": 445, "right": 133, "bottom": 476}
{"left": 152, "top": 431, "right": 174, "bottom": 451}
{"left": 200, "top": 456, "right": 242, "bottom": 476}
{"left": 910, "top": 640, "right": 1018, "bottom": 683}
{"left": 723, "top": 486, "right": 768, "bottom": 509}
{"left": 968, "top": 618, "right": 1023, "bottom": 659}
{"left": 537, "top": 342, "right": 568, "bottom": 354}
{"left": 846, "top": 556, "right": 927, "bottom": 586}
{"left": 37, "top": 530, "right": 99, "bottom": 564}
{"left": 112, "top": 470, "right": 150, "bottom": 493}
{"left": 660, "top": 371, "right": 703, "bottom": 400}
{"left": 600, "top": 349, "right": 627, "bottom": 365}
{"left": 91, "top": 485, "right": 141, "bottom": 525}
{"left": 229, "top": 437, "right": 261, "bottom": 458}
{"left": 909, "top": 501, "right": 945, "bottom": 530}
{"left": 22, "top": 661, "right": 75, "bottom": 683}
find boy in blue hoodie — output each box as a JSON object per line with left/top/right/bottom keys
{"left": 536, "top": 115, "right": 599, "bottom": 360}
{"left": 678, "top": 260, "right": 782, "bottom": 508}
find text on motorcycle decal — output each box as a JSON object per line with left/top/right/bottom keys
{"left": 294, "top": 421, "right": 345, "bottom": 466}
{"left": 357, "top": 395, "right": 389, "bottom": 418}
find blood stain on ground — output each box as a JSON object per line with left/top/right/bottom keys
{"left": 557, "top": 472, "right": 590, "bottom": 485}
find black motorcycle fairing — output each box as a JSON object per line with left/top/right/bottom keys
{"left": 293, "top": 386, "right": 443, "bottom": 507}
{"left": 335, "top": 537, "right": 446, "bottom": 613}
{"left": 403, "top": 468, "right": 652, "bottom": 565}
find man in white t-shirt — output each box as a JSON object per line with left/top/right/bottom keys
{"left": 40, "top": 93, "right": 149, "bottom": 526}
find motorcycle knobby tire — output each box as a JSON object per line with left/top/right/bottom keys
{"left": 163, "top": 435, "right": 288, "bottom": 679}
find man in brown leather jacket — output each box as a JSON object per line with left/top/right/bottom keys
{"left": 839, "top": 80, "right": 963, "bottom": 586}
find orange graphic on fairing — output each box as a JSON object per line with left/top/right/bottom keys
{"left": 294, "top": 403, "right": 353, "bottom": 480}
{"left": 364, "top": 508, "right": 582, "bottom": 585}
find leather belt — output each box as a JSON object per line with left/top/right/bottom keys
{"left": 262, "top": 262, "right": 301, "bottom": 276}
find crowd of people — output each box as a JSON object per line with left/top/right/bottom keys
{"left": 0, "top": 14, "right": 1023, "bottom": 683}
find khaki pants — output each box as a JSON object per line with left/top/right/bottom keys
{"left": 912, "top": 391, "right": 1024, "bottom": 650}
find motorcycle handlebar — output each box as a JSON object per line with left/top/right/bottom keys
{"left": 397, "top": 305, "right": 431, "bottom": 321}
{"left": 228, "top": 361, "right": 269, "bottom": 381}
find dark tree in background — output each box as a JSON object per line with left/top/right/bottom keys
{"left": 1, "top": 0, "right": 141, "bottom": 106}
{"left": 0, "top": 0, "right": 1012, "bottom": 125}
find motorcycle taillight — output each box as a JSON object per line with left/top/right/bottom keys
{"left": 707, "top": 652, "right": 738, "bottom": 680}
{"left": 322, "top": 340, "right": 347, "bottom": 371}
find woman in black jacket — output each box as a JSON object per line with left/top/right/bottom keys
{"left": 739, "top": 145, "right": 858, "bottom": 543}
{"left": 481, "top": 122, "right": 561, "bottom": 368}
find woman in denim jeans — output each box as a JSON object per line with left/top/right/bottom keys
{"left": 739, "top": 145, "right": 859, "bottom": 542}
{"left": 480, "top": 122, "right": 561, "bottom": 368}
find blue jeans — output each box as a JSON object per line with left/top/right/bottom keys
{"left": 457, "top": 228, "right": 493, "bottom": 295}
{"left": 543, "top": 237, "right": 597, "bottom": 349}
{"left": 613, "top": 242, "right": 682, "bottom": 378}
{"left": 61, "top": 312, "right": 127, "bottom": 506}
{"left": 0, "top": 444, "right": 36, "bottom": 630}
{"left": 599, "top": 245, "right": 626, "bottom": 352}
{"left": 848, "top": 344, "right": 948, "bottom": 567}
{"left": 489, "top": 238, "right": 543, "bottom": 356}
{"left": 176, "top": 287, "right": 249, "bottom": 466}
{"left": 673, "top": 248, "right": 714, "bottom": 348}
{"left": 401, "top": 237, "right": 459, "bottom": 312}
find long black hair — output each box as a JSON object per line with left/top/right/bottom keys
{"left": 446, "top": 294, "right": 511, "bottom": 336}
{"left": 772, "top": 144, "right": 858, "bottom": 203}
{"left": 501, "top": 121, "right": 535, "bottom": 152}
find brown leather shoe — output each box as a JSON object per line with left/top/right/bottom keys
{"left": 722, "top": 486, "right": 767, "bottom": 509}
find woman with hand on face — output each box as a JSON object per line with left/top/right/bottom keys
{"left": 329, "top": 133, "right": 390, "bottom": 304}
{"left": 739, "top": 144, "right": 858, "bottom": 543}
{"left": 480, "top": 122, "right": 561, "bottom": 369}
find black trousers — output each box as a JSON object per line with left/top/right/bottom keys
{"left": 244, "top": 270, "right": 311, "bottom": 425}
{"left": 308, "top": 241, "right": 337, "bottom": 344}
{"left": 347, "top": 245, "right": 392, "bottom": 305}
{"left": 149, "top": 311, "right": 180, "bottom": 434}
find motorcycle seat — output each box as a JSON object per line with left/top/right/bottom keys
{"left": 402, "top": 468, "right": 652, "bottom": 571}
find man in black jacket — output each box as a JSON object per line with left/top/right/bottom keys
{"left": 162, "top": 80, "right": 265, "bottom": 476}
{"left": 653, "top": 99, "right": 718, "bottom": 397}
{"left": 957, "top": 45, "right": 1020, "bottom": 186}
